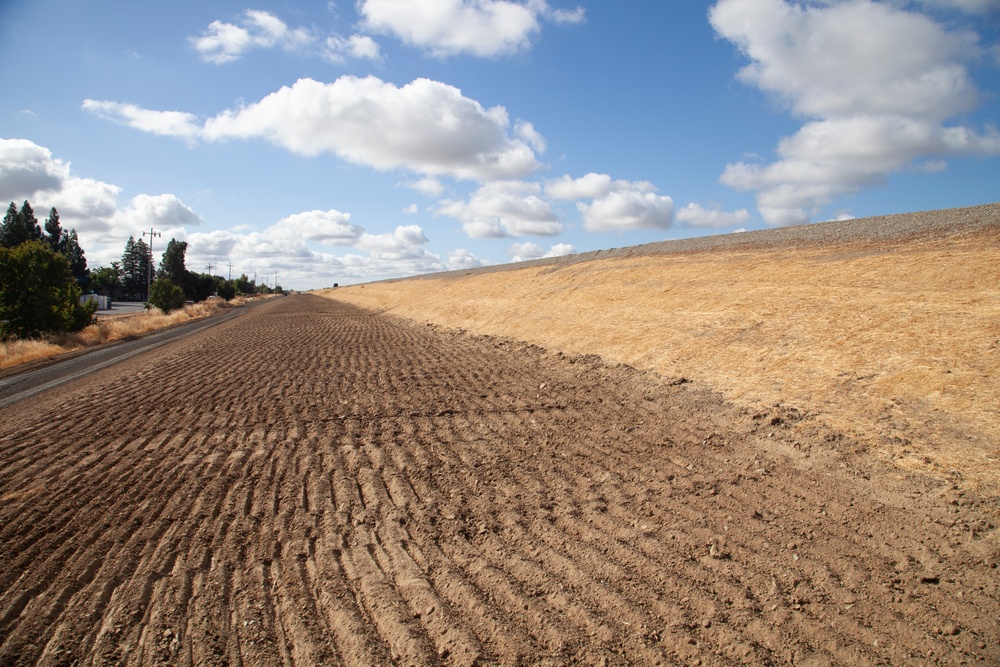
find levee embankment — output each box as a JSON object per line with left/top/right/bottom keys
{"left": 321, "top": 203, "right": 1000, "bottom": 492}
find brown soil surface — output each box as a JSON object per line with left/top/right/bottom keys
{"left": 1, "top": 294, "right": 997, "bottom": 666}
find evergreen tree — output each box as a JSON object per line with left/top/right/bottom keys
{"left": 0, "top": 203, "right": 18, "bottom": 248}
{"left": 121, "top": 236, "right": 151, "bottom": 301}
{"left": 158, "top": 238, "right": 188, "bottom": 284}
{"left": 1, "top": 201, "right": 43, "bottom": 248}
{"left": 64, "top": 229, "right": 88, "bottom": 285}
{"left": 44, "top": 207, "right": 64, "bottom": 253}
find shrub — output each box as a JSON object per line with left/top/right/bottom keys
{"left": 148, "top": 278, "right": 186, "bottom": 314}
{"left": 216, "top": 279, "right": 236, "bottom": 301}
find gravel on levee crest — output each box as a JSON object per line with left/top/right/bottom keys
{"left": 1, "top": 203, "right": 999, "bottom": 666}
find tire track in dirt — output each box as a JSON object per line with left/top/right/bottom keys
{"left": 1, "top": 293, "right": 997, "bottom": 666}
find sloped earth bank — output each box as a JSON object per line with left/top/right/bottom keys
{"left": 0, "top": 294, "right": 997, "bottom": 666}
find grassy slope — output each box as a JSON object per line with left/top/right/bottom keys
{"left": 320, "top": 216, "right": 1000, "bottom": 491}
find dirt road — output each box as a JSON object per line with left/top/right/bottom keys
{"left": 1, "top": 294, "right": 996, "bottom": 666}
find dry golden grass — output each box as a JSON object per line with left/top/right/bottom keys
{"left": 321, "top": 227, "right": 1000, "bottom": 491}
{"left": 0, "top": 297, "right": 260, "bottom": 372}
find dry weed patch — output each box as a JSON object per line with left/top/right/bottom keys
{"left": 0, "top": 298, "right": 251, "bottom": 371}
{"left": 322, "top": 229, "right": 1000, "bottom": 490}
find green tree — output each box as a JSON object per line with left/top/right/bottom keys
{"left": 63, "top": 229, "right": 88, "bottom": 286}
{"left": 44, "top": 207, "right": 64, "bottom": 253}
{"left": 0, "top": 240, "right": 96, "bottom": 339}
{"left": 0, "top": 200, "right": 43, "bottom": 248}
{"left": 216, "top": 279, "right": 236, "bottom": 301}
{"left": 148, "top": 277, "right": 185, "bottom": 314}
{"left": 235, "top": 273, "right": 254, "bottom": 295}
{"left": 158, "top": 238, "right": 188, "bottom": 286}
{"left": 90, "top": 262, "right": 122, "bottom": 299}
{"left": 121, "top": 236, "right": 151, "bottom": 301}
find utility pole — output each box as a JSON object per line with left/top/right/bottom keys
{"left": 227, "top": 261, "right": 233, "bottom": 281}
{"left": 205, "top": 260, "right": 214, "bottom": 275}
{"left": 142, "top": 228, "right": 160, "bottom": 302}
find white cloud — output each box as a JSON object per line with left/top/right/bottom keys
{"left": 720, "top": 115, "right": 1000, "bottom": 224}
{"left": 545, "top": 242, "right": 576, "bottom": 257}
{"left": 266, "top": 209, "right": 363, "bottom": 245}
{"left": 404, "top": 177, "right": 445, "bottom": 197}
{"left": 0, "top": 137, "right": 128, "bottom": 241}
{"left": 358, "top": 0, "right": 584, "bottom": 58}
{"left": 508, "top": 241, "right": 576, "bottom": 262}
{"left": 0, "top": 138, "right": 67, "bottom": 199}
{"left": 437, "top": 180, "right": 562, "bottom": 238}
{"left": 114, "top": 194, "right": 203, "bottom": 231}
{"left": 545, "top": 172, "right": 656, "bottom": 200}
{"left": 508, "top": 241, "right": 543, "bottom": 261}
{"left": 578, "top": 189, "right": 675, "bottom": 232}
{"left": 710, "top": 0, "right": 1000, "bottom": 224}
{"left": 85, "top": 77, "right": 542, "bottom": 182}
{"left": 448, "top": 247, "right": 490, "bottom": 268}
{"left": 515, "top": 120, "right": 546, "bottom": 153}
{"left": 323, "top": 34, "right": 382, "bottom": 63}
{"left": 190, "top": 9, "right": 314, "bottom": 64}
{"left": 0, "top": 138, "right": 487, "bottom": 287}
{"left": 675, "top": 203, "right": 751, "bottom": 228}
{"left": 402, "top": 203, "right": 420, "bottom": 214}
{"left": 81, "top": 100, "right": 200, "bottom": 144}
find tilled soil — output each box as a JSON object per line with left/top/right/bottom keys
{"left": 1, "top": 294, "right": 997, "bottom": 666}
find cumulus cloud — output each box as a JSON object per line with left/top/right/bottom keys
{"left": 404, "top": 177, "right": 446, "bottom": 197}
{"left": 448, "top": 248, "right": 490, "bottom": 268}
{"left": 710, "top": 0, "right": 1000, "bottom": 225}
{"left": 508, "top": 241, "right": 576, "bottom": 262}
{"left": 84, "top": 76, "right": 541, "bottom": 182}
{"left": 0, "top": 137, "right": 125, "bottom": 239}
{"left": 545, "top": 172, "right": 656, "bottom": 200}
{"left": 113, "top": 194, "right": 203, "bottom": 234}
{"left": 190, "top": 9, "right": 382, "bottom": 65}
{"left": 675, "top": 203, "right": 751, "bottom": 228}
{"left": 0, "top": 137, "right": 489, "bottom": 286}
{"left": 358, "top": 0, "right": 584, "bottom": 58}
{"left": 437, "top": 180, "right": 562, "bottom": 238}
{"left": 190, "top": 9, "right": 314, "bottom": 63}
{"left": 578, "top": 189, "right": 675, "bottom": 232}
{"left": 265, "top": 209, "right": 363, "bottom": 245}
{"left": 323, "top": 34, "right": 382, "bottom": 63}
{"left": 544, "top": 172, "right": 676, "bottom": 231}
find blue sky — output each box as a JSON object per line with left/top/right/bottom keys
{"left": 2, "top": 0, "right": 998, "bottom": 289}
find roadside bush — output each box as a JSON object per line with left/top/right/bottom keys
{"left": 216, "top": 279, "right": 236, "bottom": 301}
{"left": 0, "top": 240, "right": 96, "bottom": 339}
{"left": 148, "top": 278, "right": 186, "bottom": 314}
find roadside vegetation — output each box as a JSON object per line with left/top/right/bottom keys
{"left": 1, "top": 198, "right": 285, "bottom": 369}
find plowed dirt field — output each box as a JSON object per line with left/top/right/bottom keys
{"left": 1, "top": 294, "right": 997, "bottom": 666}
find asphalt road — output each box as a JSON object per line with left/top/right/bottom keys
{"left": 0, "top": 298, "right": 276, "bottom": 410}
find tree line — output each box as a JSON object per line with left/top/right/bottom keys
{"left": 1, "top": 199, "right": 284, "bottom": 340}
{"left": 92, "top": 237, "right": 283, "bottom": 314}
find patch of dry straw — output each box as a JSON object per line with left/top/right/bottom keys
{"left": 0, "top": 298, "right": 251, "bottom": 371}
{"left": 322, "top": 229, "right": 1000, "bottom": 491}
